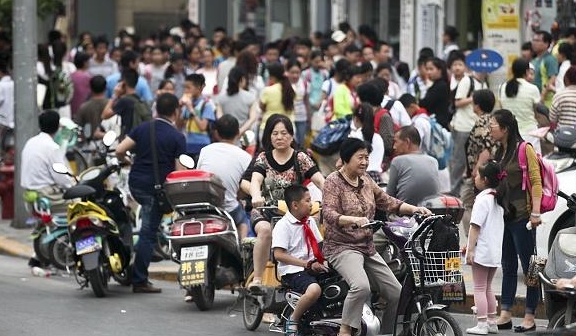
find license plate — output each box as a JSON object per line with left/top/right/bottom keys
{"left": 75, "top": 236, "right": 101, "bottom": 255}
{"left": 180, "top": 245, "right": 208, "bottom": 261}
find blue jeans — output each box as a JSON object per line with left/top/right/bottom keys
{"left": 295, "top": 121, "right": 308, "bottom": 148}
{"left": 500, "top": 218, "right": 540, "bottom": 314}
{"left": 130, "top": 186, "right": 163, "bottom": 285}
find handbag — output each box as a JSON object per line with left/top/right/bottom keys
{"left": 525, "top": 233, "right": 547, "bottom": 288}
{"left": 150, "top": 120, "right": 174, "bottom": 214}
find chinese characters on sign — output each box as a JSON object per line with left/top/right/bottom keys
{"left": 180, "top": 260, "right": 206, "bottom": 286}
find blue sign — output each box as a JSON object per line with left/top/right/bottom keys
{"left": 466, "top": 49, "right": 504, "bottom": 73}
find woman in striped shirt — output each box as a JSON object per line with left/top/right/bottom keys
{"left": 550, "top": 66, "right": 576, "bottom": 128}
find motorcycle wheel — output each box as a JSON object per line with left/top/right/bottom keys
{"left": 112, "top": 264, "right": 132, "bottom": 286}
{"left": 33, "top": 229, "right": 51, "bottom": 266}
{"left": 548, "top": 306, "right": 576, "bottom": 329}
{"left": 86, "top": 254, "right": 108, "bottom": 298}
{"left": 415, "top": 310, "right": 462, "bottom": 336}
{"left": 242, "top": 264, "right": 263, "bottom": 331}
{"left": 48, "top": 234, "right": 74, "bottom": 271}
{"left": 190, "top": 284, "right": 215, "bottom": 311}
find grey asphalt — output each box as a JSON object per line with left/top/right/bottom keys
{"left": 0, "top": 254, "right": 549, "bottom": 336}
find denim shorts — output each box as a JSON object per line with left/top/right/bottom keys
{"left": 229, "top": 203, "right": 248, "bottom": 227}
{"left": 282, "top": 271, "right": 318, "bottom": 294}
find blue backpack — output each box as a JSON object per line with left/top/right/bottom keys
{"left": 311, "top": 116, "right": 351, "bottom": 155}
{"left": 427, "top": 116, "right": 453, "bottom": 170}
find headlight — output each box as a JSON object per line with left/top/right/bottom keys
{"left": 551, "top": 157, "right": 575, "bottom": 173}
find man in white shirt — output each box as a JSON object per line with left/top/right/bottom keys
{"left": 0, "top": 60, "right": 14, "bottom": 148}
{"left": 196, "top": 114, "right": 252, "bottom": 239}
{"left": 21, "top": 110, "right": 73, "bottom": 212}
{"left": 399, "top": 93, "right": 431, "bottom": 151}
{"left": 379, "top": 79, "right": 412, "bottom": 128}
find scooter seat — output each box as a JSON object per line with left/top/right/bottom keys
{"left": 63, "top": 185, "right": 96, "bottom": 200}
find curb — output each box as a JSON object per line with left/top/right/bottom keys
{"left": 0, "top": 236, "right": 33, "bottom": 260}
{"left": 450, "top": 295, "right": 546, "bottom": 319}
{"left": 0, "top": 235, "right": 547, "bottom": 319}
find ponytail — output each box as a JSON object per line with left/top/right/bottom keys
{"left": 505, "top": 78, "right": 519, "bottom": 98}
{"left": 479, "top": 160, "right": 510, "bottom": 217}
{"left": 353, "top": 103, "right": 375, "bottom": 142}
{"left": 268, "top": 62, "right": 295, "bottom": 111}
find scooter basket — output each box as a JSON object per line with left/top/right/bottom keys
{"left": 164, "top": 170, "right": 226, "bottom": 208}
{"left": 406, "top": 249, "right": 463, "bottom": 288}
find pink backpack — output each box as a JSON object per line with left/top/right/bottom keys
{"left": 518, "top": 142, "right": 558, "bottom": 213}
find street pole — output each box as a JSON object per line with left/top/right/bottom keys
{"left": 12, "top": 0, "right": 38, "bottom": 228}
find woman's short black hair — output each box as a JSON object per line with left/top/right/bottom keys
{"left": 339, "top": 137, "right": 371, "bottom": 163}
{"left": 261, "top": 113, "right": 294, "bottom": 151}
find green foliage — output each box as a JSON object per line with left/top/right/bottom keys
{"left": 0, "top": 0, "right": 63, "bottom": 33}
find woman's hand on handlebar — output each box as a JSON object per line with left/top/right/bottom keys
{"left": 251, "top": 197, "right": 266, "bottom": 208}
{"left": 412, "top": 206, "right": 432, "bottom": 216}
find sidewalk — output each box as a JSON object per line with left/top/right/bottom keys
{"left": 0, "top": 219, "right": 545, "bottom": 318}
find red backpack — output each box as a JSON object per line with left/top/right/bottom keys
{"left": 374, "top": 100, "right": 401, "bottom": 132}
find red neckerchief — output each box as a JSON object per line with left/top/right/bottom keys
{"left": 297, "top": 216, "right": 325, "bottom": 263}
{"left": 412, "top": 107, "right": 429, "bottom": 117}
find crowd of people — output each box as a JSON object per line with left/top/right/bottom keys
{"left": 8, "top": 18, "right": 576, "bottom": 336}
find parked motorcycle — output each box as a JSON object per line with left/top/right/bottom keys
{"left": 52, "top": 131, "right": 133, "bottom": 297}
{"left": 539, "top": 272, "right": 576, "bottom": 330}
{"left": 540, "top": 126, "right": 576, "bottom": 256}
{"left": 25, "top": 193, "right": 72, "bottom": 270}
{"left": 166, "top": 155, "right": 243, "bottom": 311}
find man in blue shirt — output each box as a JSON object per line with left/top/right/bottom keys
{"left": 179, "top": 74, "right": 216, "bottom": 159}
{"left": 116, "top": 93, "right": 186, "bottom": 293}
{"left": 531, "top": 30, "right": 558, "bottom": 107}
{"left": 106, "top": 50, "right": 154, "bottom": 104}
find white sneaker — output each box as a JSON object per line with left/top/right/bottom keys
{"left": 487, "top": 324, "right": 498, "bottom": 334}
{"left": 466, "top": 325, "right": 489, "bottom": 335}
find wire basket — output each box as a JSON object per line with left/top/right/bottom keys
{"left": 406, "top": 249, "right": 463, "bottom": 287}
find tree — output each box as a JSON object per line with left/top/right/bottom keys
{"left": 0, "top": 0, "right": 63, "bottom": 34}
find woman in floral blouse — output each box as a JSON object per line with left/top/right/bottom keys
{"left": 248, "top": 114, "right": 324, "bottom": 292}
{"left": 322, "top": 137, "right": 431, "bottom": 336}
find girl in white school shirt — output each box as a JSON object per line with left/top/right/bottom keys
{"left": 465, "top": 161, "right": 507, "bottom": 335}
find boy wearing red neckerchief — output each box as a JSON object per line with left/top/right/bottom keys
{"left": 272, "top": 184, "right": 328, "bottom": 335}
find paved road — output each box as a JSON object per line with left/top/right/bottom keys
{"left": 0, "top": 255, "right": 548, "bottom": 336}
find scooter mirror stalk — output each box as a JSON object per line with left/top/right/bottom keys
{"left": 102, "top": 131, "right": 117, "bottom": 147}
{"left": 52, "top": 162, "right": 70, "bottom": 175}
{"left": 178, "top": 154, "right": 195, "bottom": 169}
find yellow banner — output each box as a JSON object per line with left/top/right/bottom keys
{"left": 482, "top": 0, "right": 520, "bottom": 30}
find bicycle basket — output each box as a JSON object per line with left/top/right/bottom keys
{"left": 406, "top": 248, "right": 463, "bottom": 287}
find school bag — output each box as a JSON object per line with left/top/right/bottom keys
{"left": 544, "top": 227, "right": 576, "bottom": 279}
{"left": 448, "top": 76, "right": 474, "bottom": 116}
{"left": 374, "top": 100, "right": 400, "bottom": 133}
{"left": 50, "top": 67, "right": 73, "bottom": 108}
{"left": 426, "top": 116, "right": 453, "bottom": 170}
{"left": 310, "top": 115, "right": 351, "bottom": 155}
{"left": 125, "top": 94, "right": 152, "bottom": 130}
{"left": 518, "top": 141, "right": 558, "bottom": 213}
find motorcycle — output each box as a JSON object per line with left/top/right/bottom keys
{"left": 166, "top": 155, "right": 243, "bottom": 311}
{"left": 25, "top": 193, "right": 72, "bottom": 270}
{"left": 539, "top": 126, "right": 576, "bottom": 256}
{"left": 275, "top": 216, "right": 463, "bottom": 336}
{"left": 52, "top": 131, "right": 133, "bottom": 297}
{"left": 539, "top": 272, "right": 576, "bottom": 330}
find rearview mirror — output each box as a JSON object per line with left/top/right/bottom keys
{"left": 178, "top": 154, "right": 195, "bottom": 169}
{"left": 240, "top": 130, "right": 255, "bottom": 147}
{"left": 52, "top": 163, "right": 70, "bottom": 175}
{"left": 102, "top": 131, "right": 117, "bottom": 147}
